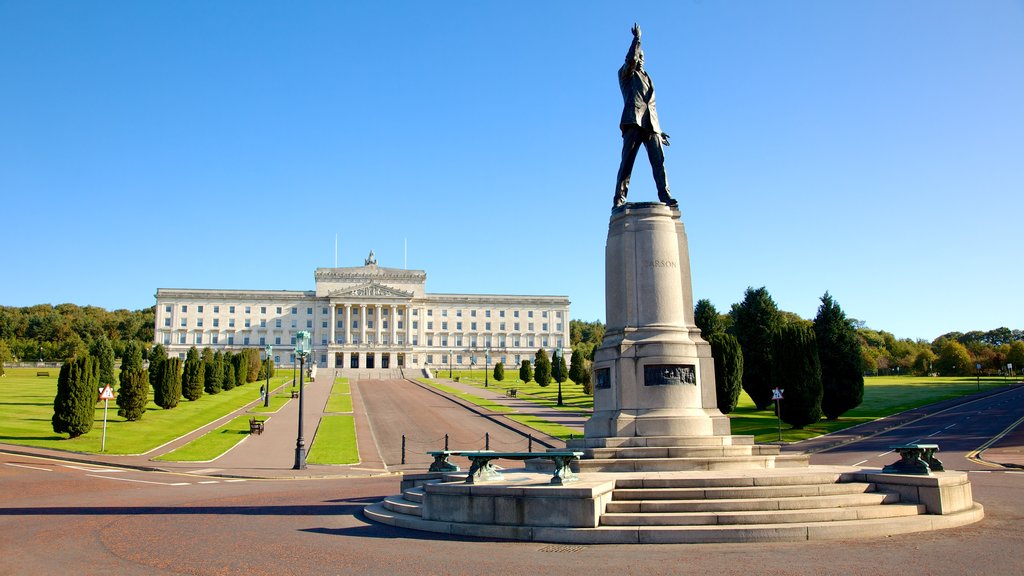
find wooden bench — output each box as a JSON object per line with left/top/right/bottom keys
{"left": 249, "top": 417, "right": 265, "bottom": 435}
{"left": 36, "top": 371, "right": 49, "bottom": 377}
{"left": 291, "top": 390, "right": 299, "bottom": 398}
{"left": 883, "top": 443, "right": 943, "bottom": 475}
{"left": 505, "top": 388, "right": 518, "bottom": 398}
{"left": 427, "top": 450, "right": 583, "bottom": 485}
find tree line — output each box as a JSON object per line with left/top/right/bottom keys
{"left": 51, "top": 343, "right": 274, "bottom": 439}
{"left": 0, "top": 303, "right": 154, "bottom": 364}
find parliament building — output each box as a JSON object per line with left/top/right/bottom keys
{"left": 154, "top": 253, "right": 571, "bottom": 377}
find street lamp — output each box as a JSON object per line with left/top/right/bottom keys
{"left": 554, "top": 348, "right": 564, "bottom": 407}
{"left": 293, "top": 331, "right": 311, "bottom": 470}
{"left": 485, "top": 348, "right": 490, "bottom": 387}
{"left": 448, "top": 350, "right": 453, "bottom": 379}
{"left": 264, "top": 344, "right": 273, "bottom": 408}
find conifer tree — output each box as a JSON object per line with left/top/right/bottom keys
{"left": 232, "top": 353, "right": 247, "bottom": 386}
{"left": 223, "top": 360, "right": 237, "bottom": 391}
{"left": 534, "top": 348, "right": 552, "bottom": 387}
{"left": 52, "top": 355, "right": 98, "bottom": 438}
{"left": 493, "top": 362, "right": 504, "bottom": 382}
{"left": 90, "top": 334, "right": 116, "bottom": 388}
{"left": 731, "top": 287, "right": 782, "bottom": 409}
{"left": 182, "top": 346, "right": 205, "bottom": 401}
{"left": 148, "top": 344, "right": 167, "bottom": 391}
{"left": 694, "top": 298, "right": 724, "bottom": 338}
{"left": 154, "top": 357, "right": 182, "bottom": 409}
{"left": 203, "top": 348, "right": 221, "bottom": 395}
{"left": 771, "top": 324, "right": 823, "bottom": 429}
{"left": 813, "top": 292, "right": 864, "bottom": 420}
{"left": 117, "top": 341, "right": 148, "bottom": 421}
{"left": 707, "top": 333, "right": 744, "bottom": 414}
{"left": 519, "top": 359, "right": 533, "bottom": 383}
{"left": 246, "top": 348, "right": 261, "bottom": 382}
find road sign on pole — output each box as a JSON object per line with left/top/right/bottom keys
{"left": 772, "top": 388, "right": 784, "bottom": 441}
{"left": 98, "top": 385, "right": 114, "bottom": 451}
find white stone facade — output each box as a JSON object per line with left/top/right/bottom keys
{"left": 154, "top": 260, "right": 571, "bottom": 372}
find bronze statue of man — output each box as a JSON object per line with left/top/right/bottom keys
{"left": 613, "top": 24, "right": 677, "bottom": 208}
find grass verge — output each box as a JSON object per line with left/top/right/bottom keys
{"left": 154, "top": 415, "right": 254, "bottom": 462}
{"left": 307, "top": 415, "right": 359, "bottom": 465}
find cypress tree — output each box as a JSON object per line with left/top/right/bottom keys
{"left": 731, "top": 287, "right": 782, "bottom": 409}
{"left": 154, "top": 357, "right": 182, "bottom": 409}
{"left": 223, "top": 360, "right": 237, "bottom": 391}
{"left": 813, "top": 293, "right": 864, "bottom": 420}
{"left": 52, "top": 355, "right": 98, "bottom": 438}
{"left": 695, "top": 298, "right": 724, "bottom": 338}
{"left": 771, "top": 324, "right": 823, "bottom": 429}
{"left": 203, "top": 348, "right": 222, "bottom": 395}
{"left": 534, "top": 348, "right": 552, "bottom": 387}
{"left": 149, "top": 344, "right": 167, "bottom": 391}
{"left": 246, "top": 348, "right": 261, "bottom": 382}
{"left": 182, "top": 346, "right": 204, "bottom": 401}
{"left": 233, "top": 353, "right": 247, "bottom": 386}
{"left": 90, "top": 335, "right": 116, "bottom": 388}
{"left": 117, "top": 341, "right": 148, "bottom": 421}
{"left": 493, "top": 362, "right": 504, "bottom": 382}
{"left": 707, "top": 332, "right": 744, "bottom": 414}
{"left": 519, "top": 359, "right": 533, "bottom": 383}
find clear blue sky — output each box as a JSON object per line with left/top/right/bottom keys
{"left": 1, "top": 1, "right": 1021, "bottom": 342}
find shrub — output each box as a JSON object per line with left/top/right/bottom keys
{"left": 534, "top": 349, "right": 552, "bottom": 387}
{"left": 52, "top": 355, "right": 98, "bottom": 438}
{"left": 154, "top": 357, "right": 183, "bottom": 409}
{"left": 493, "top": 362, "right": 504, "bottom": 382}
{"left": 519, "top": 359, "right": 533, "bottom": 383}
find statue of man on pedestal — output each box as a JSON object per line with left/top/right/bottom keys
{"left": 613, "top": 24, "right": 677, "bottom": 209}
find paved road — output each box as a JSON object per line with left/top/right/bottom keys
{"left": 357, "top": 379, "right": 536, "bottom": 470}
{"left": 2, "top": 448, "right": 1023, "bottom": 576}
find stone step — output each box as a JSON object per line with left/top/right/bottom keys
{"left": 612, "top": 481, "right": 875, "bottom": 501}
{"left": 567, "top": 435, "right": 755, "bottom": 449}
{"left": 578, "top": 455, "right": 779, "bottom": 473}
{"left": 600, "top": 503, "right": 926, "bottom": 526}
{"left": 605, "top": 491, "right": 900, "bottom": 513}
{"left": 364, "top": 500, "right": 985, "bottom": 544}
{"left": 402, "top": 486, "right": 425, "bottom": 504}
{"left": 382, "top": 495, "right": 422, "bottom": 517}
{"left": 614, "top": 470, "right": 849, "bottom": 489}
{"left": 584, "top": 445, "right": 759, "bottom": 459}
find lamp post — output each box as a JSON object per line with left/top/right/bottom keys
{"left": 264, "top": 344, "right": 273, "bottom": 407}
{"left": 484, "top": 348, "right": 490, "bottom": 387}
{"left": 293, "top": 331, "right": 311, "bottom": 470}
{"left": 448, "top": 350, "right": 453, "bottom": 380}
{"left": 554, "top": 348, "right": 564, "bottom": 407}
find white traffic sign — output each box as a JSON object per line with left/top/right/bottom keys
{"left": 99, "top": 385, "right": 115, "bottom": 401}
{"left": 771, "top": 388, "right": 784, "bottom": 400}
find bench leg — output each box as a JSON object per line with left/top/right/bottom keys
{"left": 465, "top": 458, "right": 503, "bottom": 484}
{"left": 550, "top": 456, "right": 579, "bottom": 485}
{"left": 428, "top": 454, "right": 460, "bottom": 473}
{"left": 882, "top": 448, "right": 932, "bottom": 475}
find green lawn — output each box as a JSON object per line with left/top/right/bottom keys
{"left": 249, "top": 393, "right": 292, "bottom": 413}
{"left": 417, "top": 378, "right": 515, "bottom": 413}
{"left": 307, "top": 415, "right": 359, "bottom": 464}
{"left": 730, "top": 376, "right": 1012, "bottom": 442}
{"left": 332, "top": 377, "right": 351, "bottom": 394}
{"left": 449, "top": 370, "right": 593, "bottom": 413}
{"left": 506, "top": 414, "right": 582, "bottom": 441}
{"left": 154, "top": 415, "right": 254, "bottom": 462}
{"left": 324, "top": 377, "right": 352, "bottom": 413}
{"left": 0, "top": 367, "right": 290, "bottom": 454}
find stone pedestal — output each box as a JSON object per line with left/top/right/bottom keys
{"left": 583, "top": 203, "right": 730, "bottom": 440}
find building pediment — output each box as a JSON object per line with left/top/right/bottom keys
{"left": 328, "top": 282, "right": 413, "bottom": 299}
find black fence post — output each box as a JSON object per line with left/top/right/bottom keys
{"left": 528, "top": 434, "right": 533, "bottom": 452}
{"left": 444, "top": 433, "right": 449, "bottom": 451}
{"left": 401, "top": 434, "right": 406, "bottom": 465}
{"left": 485, "top": 432, "right": 490, "bottom": 450}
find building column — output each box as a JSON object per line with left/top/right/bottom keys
{"left": 390, "top": 304, "right": 398, "bottom": 346}
{"left": 344, "top": 304, "right": 351, "bottom": 345}
{"left": 375, "top": 304, "right": 382, "bottom": 344}
{"left": 329, "top": 303, "right": 336, "bottom": 345}
{"left": 405, "top": 305, "right": 413, "bottom": 345}
{"left": 360, "top": 304, "right": 367, "bottom": 344}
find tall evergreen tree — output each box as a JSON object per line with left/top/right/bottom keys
{"left": 694, "top": 299, "right": 724, "bottom": 338}
{"left": 203, "top": 348, "right": 222, "bottom": 395}
{"left": 52, "top": 355, "right": 98, "bottom": 438}
{"left": 90, "top": 334, "right": 116, "bottom": 388}
{"left": 771, "top": 324, "right": 823, "bottom": 429}
{"left": 493, "top": 362, "right": 504, "bottom": 382}
{"left": 246, "top": 348, "right": 261, "bottom": 382}
{"left": 148, "top": 344, "right": 167, "bottom": 391}
{"left": 223, "top": 360, "right": 237, "bottom": 391}
{"left": 182, "top": 346, "right": 205, "bottom": 401}
{"left": 534, "top": 348, "right": 552, "bottom": 386}
{"left": 568, "top": 347, "right": 591, "bottom": 388}
{"left": 730, "top": 286, "right": 782, "bottom": 409}
{"left": 154, "top": 356, "right": 182, "bottom": 409}
{"left": 117, "top": 340, "right": 148, "bottom": 420}
{"left": 707, "top": 332, "right": 744, "bottom": 414}
{"left": 232, "top": 353, "right": 247, "bottom": 386}
{"left": 519, "top": 359, "right": 533, "bottom": 383}
{"left": 813, "top": 293, "right": 864, "bottom": 420}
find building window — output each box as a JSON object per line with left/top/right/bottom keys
{"left": 213, "top": 319, "right": 219, "bottom": 327}
{"left": 276, "top": 306, "right": 282, "bottom": 314}
{"left": 427, "top": 335, "right": 433, "bottom": 346}
{"left": 260, "top": 307, "right": 267, "bottom": 314}
{"left": 470, "top": 322, "right": 476, "bottom": 331}
{"left": 528, "top": 311, "right": 534, "bottom": 318}
{"left": 514, "top": 322, "right": 520, "bottom": 331}
{"left": 499, "top": 322, "right": 505, "bottom": 331}
{"left": 443, "top": 310, "right": 449, "bottom": 317}
{"left": 197, "top": 319, "right": 204, "bottom": 327}
{"left": 244, "top": 319, "right": 251, "bottom": 328}
{"left": 426, "top": 354, "right": 433, "bottom": 365}
{"left": 382, "top": 321, "right": 388, "bottom": 329}
{"left": 322, "top": 307, "right": 328, "bottom": 315}
{"left": 229, "top": 306, "right": 235, "bottom": 313}
{"left": 259, "top": 336, "right": 266, "bottom": 345}
{"left": 455, "top": 335, "right": 463, "bottom": 347}
{"left": 307, "top": 307, "right": 313, "bottom": 315}
{"left": 427, "top": 309, "right": 432, "bottom": 316}
{"left": 542, "top": 311, "right": 548, "bottom": 318}
{"left": 164, "top": 318, "right": 171, "bottom": 327}
{"left": 412, "top": 336, "right": 419, "bottom": 345}
{"left": 322, "top": 321, "right": 327, "bottom": 328}
{"left": 228, "top": 335, "right": 234, "bottom": 345}
{"left": 180, "top": 318, "right": 187, "bottom": 327}
{"left": 513, "top": 336, "right": 521, "bottom": 347}
{"left": 244, "top": 336, "right": 250, "bottom": 345}
{"left": 367, "top": 321, "right": 374, "bottom": 329}
{"left": 500, "top": 310, "right": 505, "bottom": 318}
{"left": 337, "top": 320, "right": 343, "bottom": 328}
{"left": 528, "top": 323, "right": 534, "bottom": 331}
{"left": 485, "top": 310, "right": 491, "bottom": 318}
{"left": 181, "top": 305, "right": 187, "bottom": 313}
{"left": 260, "top": 319, "right": 266, "bottom": 328}
{"left": 556, "top": 311, "right": 563, "bottom": 318}
{"left": 413, "top": 309, "right": 419, "bottom": 316}
{"left": 213, "top": 306, "right": 219, "bottom": 313}
{"left": 178, "top": 334, "right": 186, "bottom": 344}
{"left": 306, "top": 320, "right": 313, "bottom": 328}
{"left": 197, "top": 305, "right": 204, "bottom": 313}
{"left": 292, "top": 307, "right": 297, "bottom": 314}
{"left": 229, "top": 319, "right": 235, "bottom": 328}
{"left": 470, "top": 310, "right": 476, "bottom": 317}
{"left": 427, "top": 321, "right": 434, "bottom": 330}
{"left": 165, "top": 305, "right": 171, "bottom": 313}
{"left": 245, "top": 306, "right": 251, "bottom": 314}
{"left": 397, "top": 321, "right": 403, "bottom": 329}
{"left": 542, "top": 323, "right": 548, "bottom": 331}
{"left": 212, "top": 334, "right": 219, "bottom": 344}
{"left": 275, "top": 319, "right": 282, "bottom": 328}
{"left": 485, "top": 322, "right": 491, "bottom": 331}
{"left": 412, "top": 321, "right": 418, "bottom": 329}
{"left": 556, "top": 323, "right": 563, "bottom": 332}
